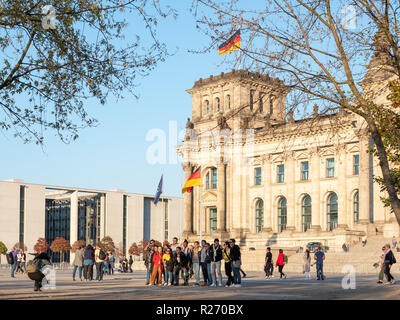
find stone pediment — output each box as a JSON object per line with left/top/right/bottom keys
{"left": 347, "top": 145, "right": 360, "bottom": 153}
{"left": 202, "top": 191, "right": 217, "bottom": 203}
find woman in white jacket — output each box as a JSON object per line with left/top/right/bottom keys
{"left": 303, "top": 250, "right": 311, "bottom": 280}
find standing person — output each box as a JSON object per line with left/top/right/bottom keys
{"left": 377, "top": 246, "right": 386, "bottom": 284}
{"left": 210, "top": 238, "right": 223, "bottom": 287}
{"left": 83, "top": 244, "right": 95, "bottom": 281}
{"left": 163, "top": 248, "right": 174, "bottom": 286}
{"left": 362, "top": 235, "right": 367, "bottom": 247}
{"left": 128, "top": 255, "right": 133, "bottom": 273}
{"left": 314, "top": 247, "right": 325, "bottom": 280}
{"left": 264, "top": 247, "right": 273, "bottom": 279}
{"left": 229, "top": 239, "right": 242, "bottom": 287}
{"left": 392, "top": 236, "right": 397, "bottom": 250}
{"left": 149, "top": 246, "right": 163, "bottom": 286}
{"left": 205, "top": 243, "right": 213, "bottom": 285}
{"left": 303, "top": 249, "right": 311, "bottom": 280}
{"left": 276, "top": 249, "right": 287, "bottom": 279}
{"left": 72, "top": 246, "right": 84, "bottom": 281}
{"left": 173, "top": 247, "right": 187, "bottom": 286}
{"left": 200, "top": 240, "right": 209, "bottom": 286}
{"left": 103, "top": 254, "right": 109, "bottom": 275}
{"left": 10, "top": 247, "right": 19, "bottom": 278}
{"left": 108, "top": 253, "right": 114, "bottom": 275}
{"left": 383, "top": 243, "right": 396, "bottom": 284}
{"left": 181, "top": 240, "right": 192, "bottom": 285}
{"left": 94, "top": 245, "right": 106, "bottom": 281}
{"left": 170, "top": 237, "right": 179, "bottom": 254}
{"left": 191, "top": 241, "right": 201, "bottom": 285}
{"left": 223, "top": 241, "right": 234, "bottom": 287}
{"left": 16, "top": 249, "right": 26, "bottom": 273}
{"left": 144, "top": 239, "right": 155, "bottom": 285}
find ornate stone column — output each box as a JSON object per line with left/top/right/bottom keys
{"left": 182, "top": 163, "right": 193, "bottom": 237}
{"left": 262, "top": 155, "right": 272, "bottom": 232}
{"left": 310, "top": 147, "right": 321, "bottom": 230}
{"left": 216, "top": 159, "right": 226, "bottom": 232}
{"left": 359, "top": 134, "right": 370, "bottom": 224}
{"left": 337, "top": 144, "right": 349, "bottom": 229}
{"left": 286, "top": 152, "right": 296, "bottom": 231}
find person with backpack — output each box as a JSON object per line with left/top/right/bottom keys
{"left": 83, "top": 244, "right": 95, "bottom": 281}
{"left": 26, "top": 250, "right": 52, "bottom": 292}
{"left": 95, "top": 245, "right": 106, "bottom": 281}
{"left": 264, "top": 247, "right": 273, "bottom": 279}
{"left": 210, "top": 238, "right": 223, "bottom": 287}
{"left": 383, "top": 243, "right": 396, "bottom": 284}
{"left": 72, "top": 246, "right": 84, "bottom": 281}
{"left": 314, "top": 246, "right": 325, "bottom": 280}
{"left": 9, "top": 247, "right": 19, "bottom": 278}
{"left": 276, "top": 249, "right": 287, "bottom": 279}
{"left": 229, "top": 239, "right": 242, "bottom": 287}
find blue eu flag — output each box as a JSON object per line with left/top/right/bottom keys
{"left": 154, "top": 174, "right": 163, "bottom": 205}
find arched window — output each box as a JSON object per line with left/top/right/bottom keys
{"left": 301, "top": 195, "right": 312, "bottom": 232}
{"left": 226, "top": 95, "right": 231, "bottom": 109}
{"left": 255, "top": 199, "right": 264, "bottom": 233}
{"left": 327, "top": 192, "right": 338, "bottom": 231}
{"left": 206, "top": 172, "right": 210, "bottom": 189}
{"left": 278, "top": 197, "right": 287, "bottom": 232}
{"left": 250, "top": 90, "right": 254, "bottom": 111}
{"left": 205, "top": 100, "right": 210, "bottom": 114}
{"left": 216, "top": 97, "right": 220, "bottom": 112}
{"left": 353, "top": 191, "right": 359, "bottom": 223}
{"left": 211, "top": 167, "right": 217, "bottom": 188}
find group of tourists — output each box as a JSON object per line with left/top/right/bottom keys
{"left": 144, "top": 237, "right": 246, "bottom": 287}
{"left": 71, "top": 244, "right": 134, "bottom": 281}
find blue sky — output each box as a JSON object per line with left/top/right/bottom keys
{"left": 0, "top": 1, "right": 233, "bottom": 198}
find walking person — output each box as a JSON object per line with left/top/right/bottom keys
{"left": 191, "top": 241, "right": 201, "bottom": 285}
{"left": 314, "top": 247, "right": 325, "bottom": 280}
{"left": 377, "top": 246, "right": 386, "bottom": 284}
{"left": 95, "top": 245, "right": 106, "bottom": 281}
{"left": 383, "top": 243, "right": 396, "bottom": 284}
{"left": 72, "top": 245, "right": 84, "bottom": 281}
{"left": 144, "top": 239, "right": 155, "bottom": 285}
{"left": 210, "top": 238, "right": 223, "bottom": 287}
{"left": 264, "top": 247, "right": 273, "bottom": 279}
{"left": 128, "top": 255, "right": 133, "bottom": 273}
{"left": 229, "top": 239, "right": 242, "bottom": 287}
{"left": 83, "top": 244, "right": 95, "bottom": 281}
{"left": 108, "top": 253, "right": 114, "bottom": 275}
{"left": 303, "top": 249, "right": 311, "bottom": 280}
{"left": 223, "top": 241, "right": 234, "bottom": 287}
{"left": 16, "top": 249, "right": 26, "bottom": 273}
{"left": 163, "top": 248, "right": 174, "bottom": 286}
{"left": 276, "top": 249, "right": 287, "bottom": 279}
{"left": 200, "top": 240, "right": 209, "bottom": 286}
{"left": 10, "top": 247, "right": 19, "bottom": 278}
{"left": 149, "top": 246, "right": 163, "bottom": 286}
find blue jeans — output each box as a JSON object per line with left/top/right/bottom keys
{"left": 207, "top": 263, "right": 213, "bottom": 285}
{"left": 193, "top": 262, "right": 200, "bottom": 284}
{"left": 146, "top": 264, "right": 152, "bottom": 283}
{"left": 103, "top": 263, "right": 109, "bottom": 274}
{"left": 164, "top": 270, "right": 173, "bottom": 284}
{"left": 231, "top": 261, "right": 241, "bottom": 284}
{"left": 72, "top": 265, "right": 83, "bottom": 279}
{"left": 316, "top": 262, "right": 324, "bottom": 280}
{"left": 11, "top": 261, "right": 18, "bottom": 277}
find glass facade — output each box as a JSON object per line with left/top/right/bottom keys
{"left": 255, "top": 167, "right": 262, "bottom": 185}
{"left": 301, "top": 161, "right": 309, "bottom": 180}
{"left": 209, "top": 208, "right": 217, "bottom": 234}
{"left": 19, "top": 186, "right": 25, "bottom": 244}
{"left": 77, "top": 195, "right": 101, "bottom": 245}
{"left": 278, "top": 197, "right": 287, "bottom": 232}
{"left": 255, "top": 199, "right": 264, "bottom": 233}
{"left": 301, "top": 195, "right": 312, "bottom": 232}
{"left": 327, "top": 192, "right": 338, "bottom": 231}
{"left": 277, "top": 164, "right": 285, "bottom": 183}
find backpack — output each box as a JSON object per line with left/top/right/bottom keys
{"left": 392, "top": 256, "right": 397, "bottom": 264}
{"left": 99, "top": 249, "right": 106, "bottom": 260}
{"left": 25, "top": 259, "right": 40, "bottom": 273}
{"left": 6, "top": 252, "right": 14, "bottom": 264}
{"left": 283, "top": 254, "right": 288, "bottom": 264}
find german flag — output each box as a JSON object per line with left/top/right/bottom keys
{"left": 218, "top": 30, "right": 240, "bottom": 55}
{"left": 182, "top": 167, "right": 201, "bottom": 194}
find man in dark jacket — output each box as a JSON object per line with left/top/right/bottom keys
{"left": 210, "top": 238, "right": 223, "bottom": 287}
{"left": 173, "top": 247, "right": 188, "bottom": 286}
{"left": 384, "top": 243, "right": 396, "bottom": 284}
{"left": 229, "top": 239, "right": 242, "bottom": 287}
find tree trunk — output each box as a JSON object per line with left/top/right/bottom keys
{"left": 369, "top": 122, "right": 400, "bottom": 224}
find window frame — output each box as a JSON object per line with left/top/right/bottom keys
{"left": 277, "top": 164, "right": 285, "bottom": 183}
{"left": 326, "top": 158, "right": 335, "bottom": 178}
{"left": 300, "top": 161, "right": 309, "bottom": 181}
{"left": 254, "top": 167, "right": 262, "bottom": 185}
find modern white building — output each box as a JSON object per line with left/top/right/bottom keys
{"left": 0, "top": 179, "right": 184, "bottom": 262}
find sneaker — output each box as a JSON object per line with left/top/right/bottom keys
{"left": 235, "top": 284, "right": 241, "bottom": 287}
{"left": 242, "top": 274, "right": 247, "bottom": 278}
{"left": 168, "top": 283, "right": 172, "bottom": 286}
{"left": 391, "top": 280, "right": 396, "bottom": 284}
{"left": 377, "top": 281, "right": 383, "bottom": 284}
{"left": 148, "top": 284, "right": 153, "bottom": 286}
{"left": 164, "top": 283, "right": 168, "bottom": 286}
{"left": 210, "top": 283, "right": 216, "bottom": 287}
{"left": 218, "top": 283, "right": 223, "bottom": 287}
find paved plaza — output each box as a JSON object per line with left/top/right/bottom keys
{"left": 0, "top": 268, "right": 399, "bottom": 300}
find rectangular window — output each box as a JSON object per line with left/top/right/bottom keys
{"left": 19, "top": 186, "right": 25, "bottom": 244}
{"left": 269, "top": 96, "right": 273, "bottom": 115}
{"left": 211, "top": 168, "right": 217, "bottom": 189}
{"left": 209, "top": 208, "right": 217, "bottom": 234}
{"left": 254, "top": 167, "right": 262, "bottom": 185}
{"left": 301, "top": 161, "right": 309, "bottom": 180}
{"left": 250, "top": 90, "right": 254, "bottom": 111}
{"left": 353, "top": 155, "right": 359, "bottom": 175}
{"left": 259, "top": 92, "right": 264, "bottom": 113}
{"left": 277, "top": 164, "right": 285, "bottom": 183}
{"left": 326, "top": 158, "right": 335, "bottom": 178}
